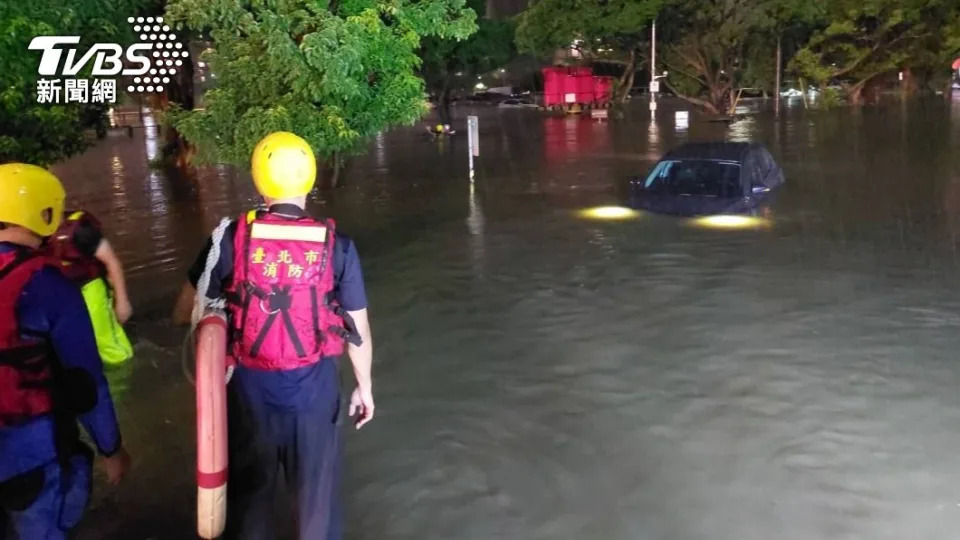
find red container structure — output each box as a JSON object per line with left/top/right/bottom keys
{"left": 594, "top": 76, "right": 613, "bottom": 103}
{"left": 542, "top": 68, "right": 565, "bottom": 107}
{"left": 542, "top": 66, "right": 614, "bottom": 109}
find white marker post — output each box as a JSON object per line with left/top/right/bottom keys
{"left": 467, "top": 115, "right": 479, "bottom": 182}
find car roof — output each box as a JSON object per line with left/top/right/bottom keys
{"left": 662, "top": 142, "right": 764, "bottom": 163}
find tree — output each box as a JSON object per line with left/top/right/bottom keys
{"left": 419, "top": 0, "right": 515, "bottom": 125}
{"left": 739, "top": 36, "right": 777, "bottom": 98}
{"left": 789, "top": 0, "right": 960, "bottom": 104}
{"left": 897, "top": 1, "right": 960, "bottom": 94}
{"left": 0, "top": 0, "right": 151, "bottom": 165}
{"left": 164, "top": 0, "right": 476, "bottom": 187}
{"left": 657, "top": 0, "right": 777, "bottom": 116}
{"left": 764, "top": 0, "right": 825, "bottom": 115}
{"left": 515, "top": 0, "right": 662, "bottom": 104}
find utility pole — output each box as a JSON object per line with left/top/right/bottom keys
{"left": 774, "top": 35, "right": 782, "bottom": 118}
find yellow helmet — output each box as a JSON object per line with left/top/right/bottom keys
{"left": 250, "top": 132, "right": 317, "bottom": 199}
{"left": 0, "top": 163, "right": 65, "bottom": 237}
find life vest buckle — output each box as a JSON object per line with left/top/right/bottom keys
{"left": 258, "top": 288, "right": 292, "bottom": 314}
{"left": 258, "top": 297, "right": 280, "bottom": 315}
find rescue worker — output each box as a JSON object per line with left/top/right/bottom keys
{"left": 45, "top": 210, "right": 134, "bottom": 365}
{"left": 0, "top": 163, "right": 131, "bottom": 538}
{"left": 173, "top": 131, "right": 374, "bottom": 539}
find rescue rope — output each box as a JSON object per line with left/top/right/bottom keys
{"left": 182, "top": 218, "right": 233, "bottom": 385}
{"left": 192, "top": 218, "right": 229, "bottom": 327}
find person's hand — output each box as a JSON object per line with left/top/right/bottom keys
{"left": 102, "top": 447, "right": 131, "bottom": 485}
{"left": 349, "top": 386, "right": 375, "bottom": 430}
{"left": 114, "top": 297, "right": 133, "bottom": 324}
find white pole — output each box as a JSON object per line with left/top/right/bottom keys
{"left": 467, "top": 115, "right": 479, "bottom": 183}
{"left": 650, "top": 19, "right": 657, "bottom": 113}
{"left": 651, "top": 19, "right": 656, "bottom": 84}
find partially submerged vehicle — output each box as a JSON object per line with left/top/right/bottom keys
{"left": 628, "top": 142, "right": 784, "bottom": 216}
{"left": 498, "top": 98, "right": 538, "bottom": 109}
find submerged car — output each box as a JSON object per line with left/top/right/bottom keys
{"left": 498, "top": 98, "right": 538, "bottom": 109}
{"left": 628, "top": 142, "right": 784, "bottom": 216}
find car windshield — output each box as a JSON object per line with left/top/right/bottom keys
{"left": 643, "top": 159, "right": 743, "bottom": 197}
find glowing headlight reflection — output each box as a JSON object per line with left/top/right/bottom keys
{"left": 577, "top": 206, "right": 641, "bottom": 220}
{"left": 689, "top": 215, "right": 771, "bottom": 230}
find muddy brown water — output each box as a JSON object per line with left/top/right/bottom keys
{"left": 54, "top": 97, "right": 960, "bottom": 539}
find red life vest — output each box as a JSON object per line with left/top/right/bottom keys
{"left": 225, "top": 211, "right": 356, "bottom": 371}
{"left": 46, "top": 211, "right": 106, "bottom": 285}
{"left": 0, "top": 249, "right": 56, "bottom": 428}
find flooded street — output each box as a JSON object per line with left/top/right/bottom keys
{"left": 56, "top": 97, "right": 960, "bottom": 539}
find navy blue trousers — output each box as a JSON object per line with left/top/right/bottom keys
{"left": 223, "top": 364, "right": 342, "bottom": 540}
{"left": 0, "top": 451, "right": 92, "bottom": 539}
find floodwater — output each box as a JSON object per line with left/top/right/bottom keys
{"left": 56, "top": 96, "right": 960, "bottom": 539}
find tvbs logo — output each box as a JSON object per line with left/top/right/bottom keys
{"left": 30, "top": 36, "right": 152, "bottom": 77}
{"left": 29, "top": 16, "right": 188, "bottom": 104}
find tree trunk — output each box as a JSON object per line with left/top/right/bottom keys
{"left": 728, "top": 88, "right": 744, "bottom": 116}
{"left": 705, "top": 77, "right": 736, "bottom": 116}
{"left": 620, "top": 66, "right": 636, "bottom": 105}
{"left": 847, "top": 79, "right": 870, "bottom": 105}
{"left": 848, "top": 87, "right": 863, "bottom": 105}
{"left": 438, "top": 90, "right": 452, "bottom": 125}
{"left": 710, "top": 82, "right": 733, "bottom": 116}
{"left": 774, "top": 34, "right": 782, "bottom": 118}
{"left": 437, "top": 73, "right": 453, "bottom": 125}
{"left": 316, "top": 151, "right": 347, "bottom": 189}
{"left": 330, "top": 151, "right": 343, "bottom": 188}
{"left": 799, "top": 77, "right": 809, "bottom": 109}
{"left": 614, "top": 49, "right": 638, "bottom": 105}
{"left": 162, "top": 49, "right": 196, "bottom": 173}
{"left": 900, "top": 68, "right": 917, "bottom": 96}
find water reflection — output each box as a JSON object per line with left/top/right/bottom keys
{"left": 467, "top": 182, "right": 484, "bottom": 236}
{"left": 143, "top": 121, "right": 171, "bottom": 240}
{"left": 466, "top": 182, "right": 485, "bottom": 277}
{"left": 543, "top": 115, "right": 612, "bottom": 165}
{"left": 577, "top": 206, "right": 640, "bottom": 220}
{"left": 375, "top": 131, "right": 387, "bottom": 172}
{"left": 728, "top": 116, "right": 755, "bottom": 142}
{"left": 110, "top": 155, "right": 124, "bottom": 184}
{"left": 675, "top": 111, "right": 689, "bottom": 133}
{"left": 109, "top": 154, "right": 128, "bottom": 215}
{"left": 688, "top": 214, "right": 771, "bottom": 230}
{"left": 647, "top": 118, "right": 660, "bottom": 150}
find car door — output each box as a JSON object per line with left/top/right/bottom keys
{"left": 745, "top": 151, "right": 768, "bottom": 195}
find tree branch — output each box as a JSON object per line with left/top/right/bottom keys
{"left": 671, "top": 45, "right": 710, "bottom": 85}
{"left": 830, "top": 24, "right": 919, "bottom": 80}
{"left": 663, "top": 79, "right": 720, "bottom": 115}
{"left": 661, "top": 56, "right": 709, "bottom": 87}
{"left": 851, "top": 65, "right": 896, "bottom": 91}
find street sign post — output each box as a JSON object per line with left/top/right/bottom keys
{"left": 467, "top": 115, "right": 479, "bottom": 182}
